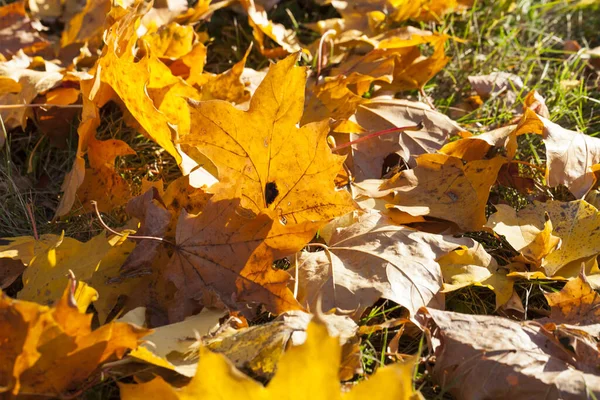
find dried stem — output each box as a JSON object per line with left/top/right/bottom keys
{"left": 0, "top": 103, "right": 83, "bottom": 110}
{"left": 316, "top": 29, "right": 336, "bottom": 83}
{"left": 331, "top": 122, "right": 423, "bottom": 152}
{"left": 91, "top": 200, "right": 176, "bottom": 246}
{"left": 25, "top": 203, "right": 38, "bottom": 240}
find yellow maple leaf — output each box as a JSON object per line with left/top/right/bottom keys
{"left": 180, "top": 54, "right": 356, "bottom": 225}
{"left": 0, "top": 277, "right": 148, "bottom": 396}
{"left": 119, "top": 318, "right": 421, "bottom": 400}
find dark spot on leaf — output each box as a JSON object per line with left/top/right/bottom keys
{"left": 0, "top": 239, "right": 11, "bottom": 245}
{"left": 265, "top": 182, "right": 279, "bottom": 206}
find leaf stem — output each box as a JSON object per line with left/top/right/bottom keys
{"left": 330, "top": 122, "right": 423, "bottom": 152}
{"left": 91, "top": 200, "right": 176, "bottom": 246}
{"left": 0, "top": 103, "right": 83, "bottom": 109}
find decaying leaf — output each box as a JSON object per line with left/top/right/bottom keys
{"left": 0, "top": 1, "right": 49, "bottom": 58}
{"left": 332, "top": 98, "right": 463, "bottom": 180}
{"left": 295, "top": 211, "right": 474, "bottom": 318}
{"left": 0, "top": 51, "right": 63, "bottom": 133}
{"left": 119, "top": 318, "right": 421, "bottom": 400}
{"left": 0, "top": 277, "right": 148, "bottom": 397}
{"left": 542, "top": 116, "right": 600, "bottom": 199}
{"left": 180, "top": 55, "right": 356, "bottom": 225}
{"left": 418, "top": 307, "right": 600, "bottom": 400}
{"left": 165, "top": 199, "right": 317, "bottom": 318}
{"left": 381, "top": 154, "right": 506, "bottom": 231}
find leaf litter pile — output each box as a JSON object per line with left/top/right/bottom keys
{"left": 1, "top": 0, "right": 600, "bottom": 398}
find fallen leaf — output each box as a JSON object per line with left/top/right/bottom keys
{"left": 1, "top": 277, "right": 148, "bottom": 396}
{"left": 295, "top": 210, "right": 474, "bottom": 319}
{"left": 381, "top": 154, "right": 506, "bottom": 231}
{"left": 119, "top": 318, "right": 421, "bottom": 400}
{"left": 417, "top": 307, "right": 600, "bottom": 399}
{"left": 125, "top": 307, "right": 225, "bottom": 377}
{"left": 468, "top": 72, "right": 524, "bottom": 105}
{"left": 542, "top": 115, "right": 600, "bottom": 199}
{"left": 332, "top": 98, "right": 463, "bottom": 180}
{"left": 120, "top": 188, "right": 171, "bottom": 273}
{"left": 486, "top": 203, "right": 561, "bottom": 266}
{"left": 240, "top": 0, "right": 301, "bottom": 57}
{"left": 0, "top": 258, "right": 25, "bottom": 289}
{"left": 60, "top": 0, "right": 111, "bottom": 49}
{"left": 0, "top": 51, "right": 63, "bottom": 132}
{"left": 18, "top": 231, "right": 135, "bottom": 308}
{"left": 180, "top": 54, "right": 356, "bottom": 225}
{"left": 542, "top": 200, "right": 600, "bottom": 276}
{"left": 33, "top": 87, "right": 81, "bottom": 148}
{"left": 199, "top": 46, "right": 252, "bottom": 103}
{"left": 543, "top": 271, "right": 600, "bottom": 337}
{"left": 201, "top": 310, "right": 359, "bottom": 380}
{"left": 438, "top": 244, "right": 514, "bottom": 308}
{"left": 0, "top": 2, "right": 49, "bottom": 58}
{"left": 164, "top": 199, "right": 317, "bottom": 318}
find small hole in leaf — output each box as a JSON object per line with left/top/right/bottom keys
{"left": 265, "top": 182, "right": 279, "bottom": 206}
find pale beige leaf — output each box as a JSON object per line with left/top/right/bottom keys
{"left": 295, "top": 211, "right": 474, "bottom": 319}
{"left": 418, "top": 308, "right": 600, "bottom": 400}
{"left": 334, "top": 98, "right": 463, "bottom": 181}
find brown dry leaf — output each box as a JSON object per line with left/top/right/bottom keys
{"left": 468, "top": 71, "right": 524, "bottom": 105}
{"left": 164, "top": 199, "right": 318, "bottom": 318}
{"left": 120, "top": 188, "right": 171, "bottom": 273}
{"left": 0, "top": 1, "right": 49, "bottom": 59}
{"left": 240, "top": 0, "right": 302, "bottom": 58}
{"left": 0, "top": 51, "right": 63, "bottom": 133}
{"left": 54, "top": 79, "right": 99, "bottom": 217}
{"left": 539, "top": 272, "right": 600, "bottom": 371}
{"left": 75, "top": 165, "right": 132, "bottom": 214}
{"left": 541, "top": 115, "right": 600, "bottom": 199}
{"left": 438, "top": 244, "right": 514, "bottom": 308}
{"left": 381, "top": 154, "right": 506, "bottom": 231}
{"left": 0, "top": 277, "right": 148, "bottom": 397}
{"left": 295, "top": 211, "right": 474, "bottom": 319}
{"left": 33, "top": 87, "right": 81, "bottom": 148}
{"left": 537, "top": 272, "right": 600, "bottom": 371}
{"left": 332, "top": 98, "right": 464, "bottom": 181}
{"left": 417, "top": 307, "right": 600, "bottom": 399}
{"left": 0, "top": 258, "right": 25, "bottom": 289}
{"left": 486, "top": 204, "right": 561, "bottom": 266}
{"left": 180, "top": 55, "right": 356, "bottom": 225}
{"left": 510, "top": 108, "right": 600, "bottom": 198}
